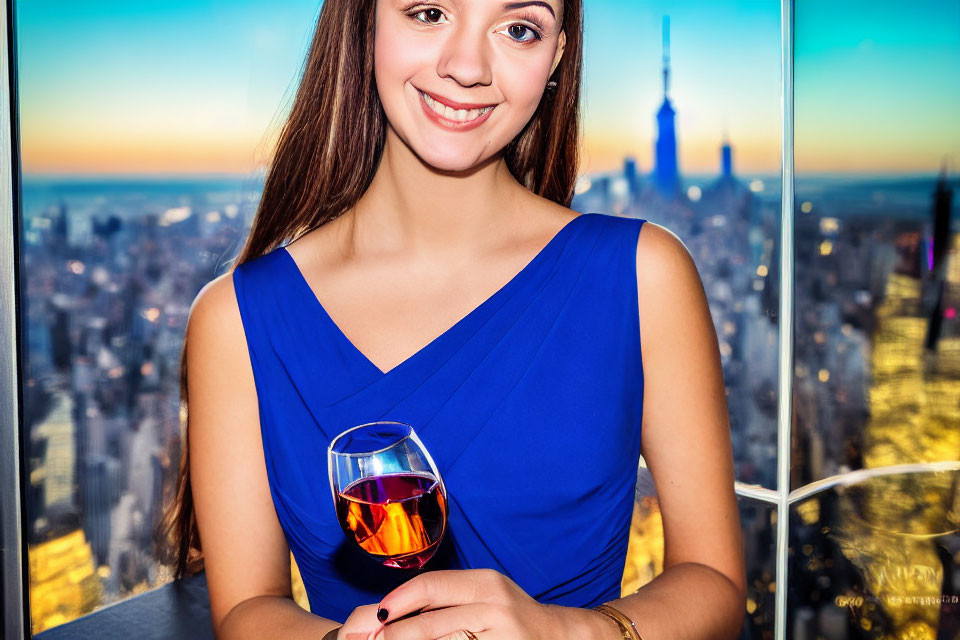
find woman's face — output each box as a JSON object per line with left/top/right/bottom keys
{"left": 374, "top": 0, "right": 566, "bottom": 172}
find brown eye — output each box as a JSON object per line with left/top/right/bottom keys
{"left": 411, "top": 8, "right": 447, "bottom": 25}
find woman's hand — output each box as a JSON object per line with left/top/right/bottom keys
{"left": 372, "top": 568, "right": 610, "bottom": 640}
{"left": 337, "top": 603, "right": 387, "bottom": 640}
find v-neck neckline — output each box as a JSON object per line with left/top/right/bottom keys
{"left": 278, "top": 213, "right": 591, "bottom": 377}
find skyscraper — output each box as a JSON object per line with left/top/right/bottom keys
{"left": 923, "top": 163, "right": 954, "bottom": 350}
{"left": 721, "top": 133, "right": 733, "bottom": 180}
{"left": 654, "top": 16, "right": 679, "bottom": 198}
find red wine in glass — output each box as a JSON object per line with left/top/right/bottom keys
{"left": 328, "top": 422, "right": 448, "bottom": 569}
{"left": 335, "top": 472, "right": 446, "bottom": 569}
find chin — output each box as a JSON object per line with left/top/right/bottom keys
{"left": 413, "top": 145, "right": 496, "bottom": 174}
{"left": 385, "top": 118, "right": 506, "bottom": 173}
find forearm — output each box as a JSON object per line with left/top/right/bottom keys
{"left": 218, "top": 595, "right": 341, "bottom": 639}
{"left": 580, "top": 562, "right": 746, "bottom": 640}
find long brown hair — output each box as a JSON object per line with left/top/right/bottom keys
{"left": 156, "top": 0, "right": 585, "bottom": 578}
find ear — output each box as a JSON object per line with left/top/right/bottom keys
{"left": 549, "top": 29, "right": 566, "bottom": 77}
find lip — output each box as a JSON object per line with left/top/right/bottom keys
{"left": 417, "top": 88, "right": 497, "bottom": 110}
{"left": 417, "top": 89, "right": 496, "bottom": 131}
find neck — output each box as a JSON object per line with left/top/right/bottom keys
{"left": 346, "top": 125, "right": 533, "bottom": 260}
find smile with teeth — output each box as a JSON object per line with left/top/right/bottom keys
{"left": 419, "top": 90, "right": 495, "bottom": 122}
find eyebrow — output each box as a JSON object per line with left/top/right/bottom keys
{"left": 503, "top": 1, "right": 556, "bottom": 19}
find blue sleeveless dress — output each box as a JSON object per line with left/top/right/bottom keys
{"left": 232, "top": 212, "right": 647, "bottom": 623}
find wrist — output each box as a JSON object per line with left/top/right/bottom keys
{"left": 592, "top": 604, "right": 643, "bottom": 640}
{"left": 586, "top": 607, "right": 625, "bottom": 640}
{"left": 543, "top": 604, "right": 621, "bottom": 640}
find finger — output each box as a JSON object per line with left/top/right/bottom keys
{"left": 388, "top": 607, "right": 428, "bottom": 623}
{"left": 377, "top": 603, "right": 491, "bottom": 640}
{"left": 436, "top": 633, "right": 480, "bottom": 640}
{"left": 340, "top": 603, "right": 386, "bottom": 638}
{"left": 378, "top": 569, "right": 494, "bottom": 623}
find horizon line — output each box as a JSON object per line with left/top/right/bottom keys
{"left": 20, "top": 169, "right": 954, "bottom": 182}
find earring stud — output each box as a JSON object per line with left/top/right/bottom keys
{"left": 546, "top": 80, "right": 558, "bottom": 89}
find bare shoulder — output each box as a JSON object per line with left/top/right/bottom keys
{"left": 185, "top": 271, "right": 253, "bottom": 408}
{"left": 635, "top": 220, "right": 703, "bottom": 294}
{"left": 185, "top": 269, "right": 256, "bottom": 408}
{"left": 633, "top": 220, "right": 715, "bottom": 361}
{"left": 185, "top": 271, "right": 255, "bottom": 404}
{"left": 188, "top": 270, "right": 243, "bottom": 337}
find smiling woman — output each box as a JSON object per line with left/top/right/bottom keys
{"left": 374, "top": 0, "right": 567, "bottom": 169}
{"left": 152, "top": 0, "right": 746, "bottom": 639}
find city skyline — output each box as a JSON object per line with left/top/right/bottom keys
{"left": 14, "top": 0, "right": 960, "bottom": 176}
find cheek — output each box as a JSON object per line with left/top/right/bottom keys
{"left": 374, "top": 21, "right": 425, "bottom": 97}
{"left": 374, "top": 30, "right": 403, "bottom": 89}
{"left": 497, "top": 56, "right": 552, "bottom": 115}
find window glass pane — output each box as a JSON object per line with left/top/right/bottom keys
{"left": 788, "top": 468, "right": 960, "bottom": 639}
{"left": 793, "top": 0, "right": 960, "bottom": 487}
{"left": 738, "top": 496, "right": 777, "bottom": 639}
{"left": 572, "top": 0, "right": 783, "bottom": 489}
{"left": 16, "top": 1, "right": 319, "bottom": 632}
{"left": 15, "top": 0, "right": 785, "bottom": 633}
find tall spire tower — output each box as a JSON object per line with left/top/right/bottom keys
{"left": 654, "top": 16, "right": 679, "bottom": 198}
{"left": 923, "top": 160, "right": 954, "bottom": 350}
{"left": 721, "top": 117, "right": 734, "bottom": 180}
{"left": 662, "top": 15, "right": 670, "bottom": 96}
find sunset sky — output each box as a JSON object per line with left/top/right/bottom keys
{"left": 15, "top": 0, "right": 960, "bottom": 177}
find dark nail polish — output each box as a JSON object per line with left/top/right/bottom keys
{"left": 377, "top": 607, "right": 389, "bottom": 622}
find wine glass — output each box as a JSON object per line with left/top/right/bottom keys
{"left": 328, "top": 421, "right": 448, "bottom": 570}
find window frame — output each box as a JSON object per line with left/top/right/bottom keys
{"left": 1, "top": 0, "right": 27, "bottom": 638}
{"left": 8, "top": 0, "right": 917, "bottom": 638}
{"left": 774, "top": 0, "right": 794, "bottom": 632}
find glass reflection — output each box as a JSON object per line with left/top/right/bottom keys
{"left": 739, "top": 497, "right": 777, "bottom": 639}
{"left": 788, "top": 468, "right": 960, "bottom": 640}
{"left": 792, "top": 0, "right": 960, "bottom": 487}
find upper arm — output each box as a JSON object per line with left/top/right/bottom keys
{"left": 635, "top": 221, "right": 746, "bottom": 598}
{"left": 185, "top": 271, "right": 293, "bottom": 634}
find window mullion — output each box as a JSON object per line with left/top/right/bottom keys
{"left": 1, "top": 0, "right": 27, "bottom": 637}
{"left": 774, "top": 0, "right": 795, "bottom": 639}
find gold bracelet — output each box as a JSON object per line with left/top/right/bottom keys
{"left": 593, "top": 604, "right": 643, "bottom": 640}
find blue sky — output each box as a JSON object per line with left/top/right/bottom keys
{"left": 14, "top": 0, "right": 959, "bottom": 176}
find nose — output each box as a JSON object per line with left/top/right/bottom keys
{"left": 435, "top": 23, "right": 493, "bottom": 88}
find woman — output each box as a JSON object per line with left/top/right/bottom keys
{"left": 157, "top": 0, "right": 746, "bottom": 638}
